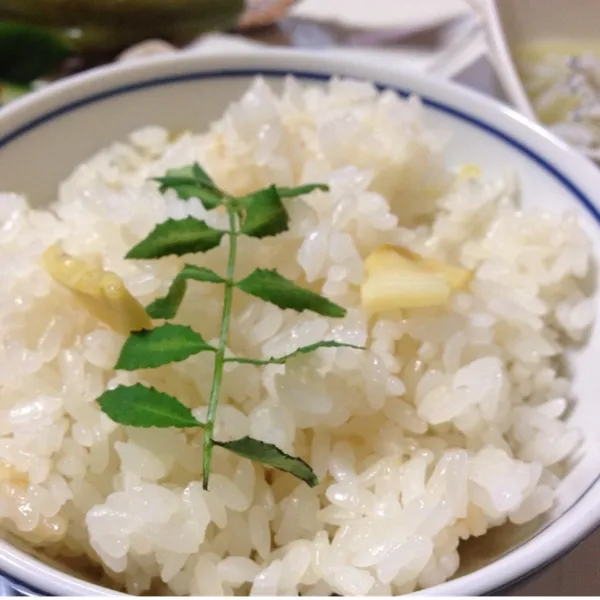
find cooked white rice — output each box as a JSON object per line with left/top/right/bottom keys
{"left": 0, "top": 77, "right": 594, "bottom": 596}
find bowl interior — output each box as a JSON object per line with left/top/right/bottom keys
{"left": 1, "top": 52, "right": 600, "bottom": 595}
{"left": 495, "top": 0, "right": 600, "bottom": 46}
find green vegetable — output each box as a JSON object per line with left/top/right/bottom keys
{"left": 126, "top": 217, "right": 225, "bottom": 259}
{"left": 0, "top": 0, "right": 245, "bottom": 56}
{"left": 176, "top": 264, "right": 226, "bottom": 284}
{"left": 115, "top": 323, "right": 215, "bottom": 370}
{"left": 146, "top": 264, "right": 225, "bottom": 319}
{"left": 154, "top": 164, "right": 222, "bottom": 209}
{"left": 146, "top": 278, "right": 187, "bottom": 320}
{"left": 236, "top": 269, "right": 347, "bottom": 318}
{"left": 214, "top": 437, "right": 319, "bottom": 488}
{"left": 224, "top": 340, "right": 364, "bottom": 366}
{"left": 240, "top": 186, "right": 289, "bottom": 238}
{"left": 273, "top": 184, "right": 329, "bottom": 198}
{"left": 97, "top": 165, "right": 364, "bottom": 490}
{"left": 0, "top": 22, "right": 70, "bottom": 85}
{"left": 98, "top": 383, "right": 204, "bottom": 429}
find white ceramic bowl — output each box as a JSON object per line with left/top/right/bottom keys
{"left": 477, "top": 0, "right": 600, "bottom": 159}
{"left": 1, "top": 49, "right": 600, "bottom": 596}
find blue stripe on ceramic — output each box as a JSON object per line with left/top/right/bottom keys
{"left": 0, "top": 572, "right": 37, "bottom": 596}
{"left": 0, "top": 68, "right": 598, "bottom": 227}
{"left": 0, "top": 67, "right": 598, "bottom": 597}
{"left": 0, "top": 569, "right": 52, "bottom": 596}
{"left": 0, "top": 576, "right": 18, "bottom": 596}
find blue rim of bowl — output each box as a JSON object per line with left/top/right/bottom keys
{"left": 0, "top": 67, "right": 599, "bottom": 596}
{"left": 0, "top": 571, "right": 45, "bottom": 596}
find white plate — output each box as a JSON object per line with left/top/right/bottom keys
{"left": 119, "top": 3, "right": 486, "bottom": 82}
{"left": 1, "top": 50, "right": 600, "bottom": 596}
{"left": 290, "top": 0, "right": 471, "bottom": 31}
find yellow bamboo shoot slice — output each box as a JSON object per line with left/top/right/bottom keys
{"left": 457, "top": 164, "right": 481, "bottom": 181}
{"left": 364, "top": 245, "right": 419, "bottom": 276}
{"left": 0, "top": 463, "right": 28, "bottom": 486}
{"left": 419, "top": 257, "right": 472, "bottom": 290}
{"left": 361, "top": 271, "right": 451, "bottom": 313}
{"left": 361, "top": 245, "right": 472, "bottom": 314}
{"left": 366, "top": 245, "right": 472, "bottom": 290}
{"left": 41, "top": 245, "right": 152, "bottom": 335}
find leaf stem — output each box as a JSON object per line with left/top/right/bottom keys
{"left": 202, "top": 204, "right": 239, "bottom": 489}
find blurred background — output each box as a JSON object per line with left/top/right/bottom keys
{"left": 1, "top": 0, "right": 599, "bottom": 595}
{"left": 3, "top": 0, "right": 600, "bottom": 162}
{"left": 0, "top": 0, "right": 482, "bottom": 105}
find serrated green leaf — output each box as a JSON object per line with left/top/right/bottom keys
{"left": 126, "top": 218, "right": 226, "bottom": 259}
{"left": 178, "top": 264, "right": 226, "bottom": 284}
{"left": 146, "top": 278, "right": 187, "bottom": 319}
{"left": 154, "top": 163, "right": 222, "bottom": 209}
{"left": 276, "top": 184, "right": 329, "bottom": 198}
{"left": 97, "top": 383, "right": 204, "bottom": 429}
{"left": 239, "top": 186, "right": 289, "bottom": 238}
{"left": 146, "top": 264, "right": 225, "bottom": 319}
{"left": 115, "top": 323, "right": 215, "bottom": 371}
{"left": 236, "top": 269, "right": 346, "bottom": 318}
{"left": 224, "top": 340, "right": 364, "bottom": 366}
{"left": 214, "top": 436, "right": 318, "bottom": 487}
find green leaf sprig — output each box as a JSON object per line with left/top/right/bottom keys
{"left": 97, "top": 164, "right": 362, "bottom": 490}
